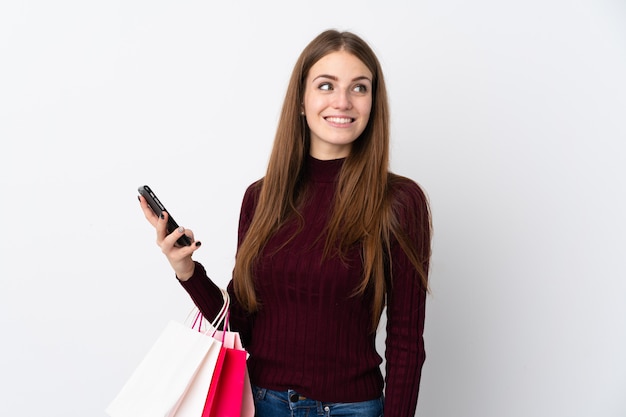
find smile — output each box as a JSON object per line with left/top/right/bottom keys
{"left": 325, "top": 116, "right": 354, "bottom": 124}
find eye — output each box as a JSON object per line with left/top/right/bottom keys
{"left": 318, "top": 82, "right": 333, "bottom": 91}
{"left": 353, "top": 84, "right": 368, "bottom": 93}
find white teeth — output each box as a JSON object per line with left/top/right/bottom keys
{"left": 326, "top": 117, "right": 352, "bottom": 124}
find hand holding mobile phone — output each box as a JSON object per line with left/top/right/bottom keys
{"left": 138, "top": 185, "right": 192, "bottom": 247}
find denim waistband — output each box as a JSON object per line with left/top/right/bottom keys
{"left": 252, "top": 385, "right": 384, "bottom": 417}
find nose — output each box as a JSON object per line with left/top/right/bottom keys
{"left": 332, "top": 90, "right": 352, "bottom": 110}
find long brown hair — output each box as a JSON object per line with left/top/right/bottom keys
{"left": 233, "top": 29, "right": 430, "bottom": 331}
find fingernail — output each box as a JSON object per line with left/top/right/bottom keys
{"left": 195, "top": 241, "right": 202, "bottom": 247}
{"left": 177, "top": 226, "right": 184, "bottom": 233}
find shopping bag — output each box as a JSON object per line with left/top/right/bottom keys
{"left": 170, "top": 335, "right": 221, "bottom": 417}
{"left": 232, "top": 334, "right": 255, "bottom": 417}
{"left": 202, "top": 315, "right": 254, "bottom": 417}
{"left": 105, "top": 320, "right": 221, "bottom": 417}
{"left": 107, "top": 291, "right": 230, "bottom": 417}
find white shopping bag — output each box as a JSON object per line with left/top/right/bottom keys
{"left": 106, "top": 320, "right": 221, "bottom": 417}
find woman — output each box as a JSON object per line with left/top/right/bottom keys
{"left": 139, "top": 29, "right": 431, "bottom": 417}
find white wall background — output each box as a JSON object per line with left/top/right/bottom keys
{"left": 1, "top": 1, "right": 625, "bottom": 416}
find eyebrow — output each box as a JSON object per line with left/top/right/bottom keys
{"left": 312, "top": 74, "right": 372, "bottom": 83}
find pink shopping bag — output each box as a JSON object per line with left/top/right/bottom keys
{"left": 202, "top": 345, "right": 247, "bottom": 417}
{"left": 200, "top": 311, "right": 253, "bottom": 417}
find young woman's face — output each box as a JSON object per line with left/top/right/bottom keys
{"left": 303, "top": 50, "right": 373, "bottom": 160}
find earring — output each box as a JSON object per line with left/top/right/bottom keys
{"left": 300, "top": 111, "right": 305, "bottom": 116}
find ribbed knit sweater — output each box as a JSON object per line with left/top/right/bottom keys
{"left": 181, "top": 156, "right": 429, "bottom": 416}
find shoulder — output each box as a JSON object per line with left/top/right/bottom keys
{"left": 239, "top": 178, "right": 264, "bottom": 217}
{"left": 242, "top": 178, "right": 263, "bottom": 204}
{"left": 387, "top": 173, "right": 432, "bottom": 260}
{"left": 237, "top": 179, "right": 264, "bottom": 234}
{"left": 388, "top": 173, "right": 429, "bottom": 214}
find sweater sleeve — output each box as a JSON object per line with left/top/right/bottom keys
{"left": 179, "top": 261, "right": 226, "bottom": 322}
{"left": 178, "top": 262, "right": 254, "bottom": 347}
{"left": 384, "top": 177, "right": 431, "bottom": 416}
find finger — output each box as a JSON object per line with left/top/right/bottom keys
{"left": 155, "top": 210, "right": 171, "bottom": 245}
{"left": 138, "top": 195, "right": 159, "bottom": 227}
{"left": 164, "top": 225, "right": 196, "bottom": 248}
{"left": 183, "top": 228, "right": 195, "bottom": 243}
{"left": 158, "top": 213, "right": 197, "bottom": 248}
{"left": 163, "top": 225, "right": 202, "bottom": 256}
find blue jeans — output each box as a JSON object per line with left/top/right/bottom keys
{"left": 252, "top": 385, "right": 384, "bottom": 417}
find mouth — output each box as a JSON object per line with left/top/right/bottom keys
{"left": 325, "top": 116, "right": 355, "bottom": 124}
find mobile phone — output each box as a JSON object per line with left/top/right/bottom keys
{"left": 138, "top": 185, "right": 192, "bottom": 246}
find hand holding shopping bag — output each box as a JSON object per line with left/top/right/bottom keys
{"left": 106, "top": 291, "right": 230, "bottom": 417}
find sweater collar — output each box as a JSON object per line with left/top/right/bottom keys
{"left": 306, "top": 155, "right": 345, "bottom": 183}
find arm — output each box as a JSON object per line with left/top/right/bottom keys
{"left": 179, "top": 261, "right": 227, "bottom": 324}
{"left": 384, "top": 178, "right": 431, "bottom": 416}
{"left": 137, "top": 183, "right": 258, "bottom": 343}
{"left": 178, "top": 263, "right": 254, "bottom": 348}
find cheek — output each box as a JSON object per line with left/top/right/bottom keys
{"left": 359, "top": 100, "right": 373, "bottom": 122}
{"left": 304, "top": 95, "right": 325, "bottom": 113}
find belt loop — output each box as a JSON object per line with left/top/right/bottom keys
{"left": 317, "top": 401, "right": 330, "bottom": 416}
{"left": 253, "top": 386, "right": 266, "bottom": 401}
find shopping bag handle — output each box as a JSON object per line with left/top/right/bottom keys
{"left": 188, "top": 289, "right": 230, "bottom": 335}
